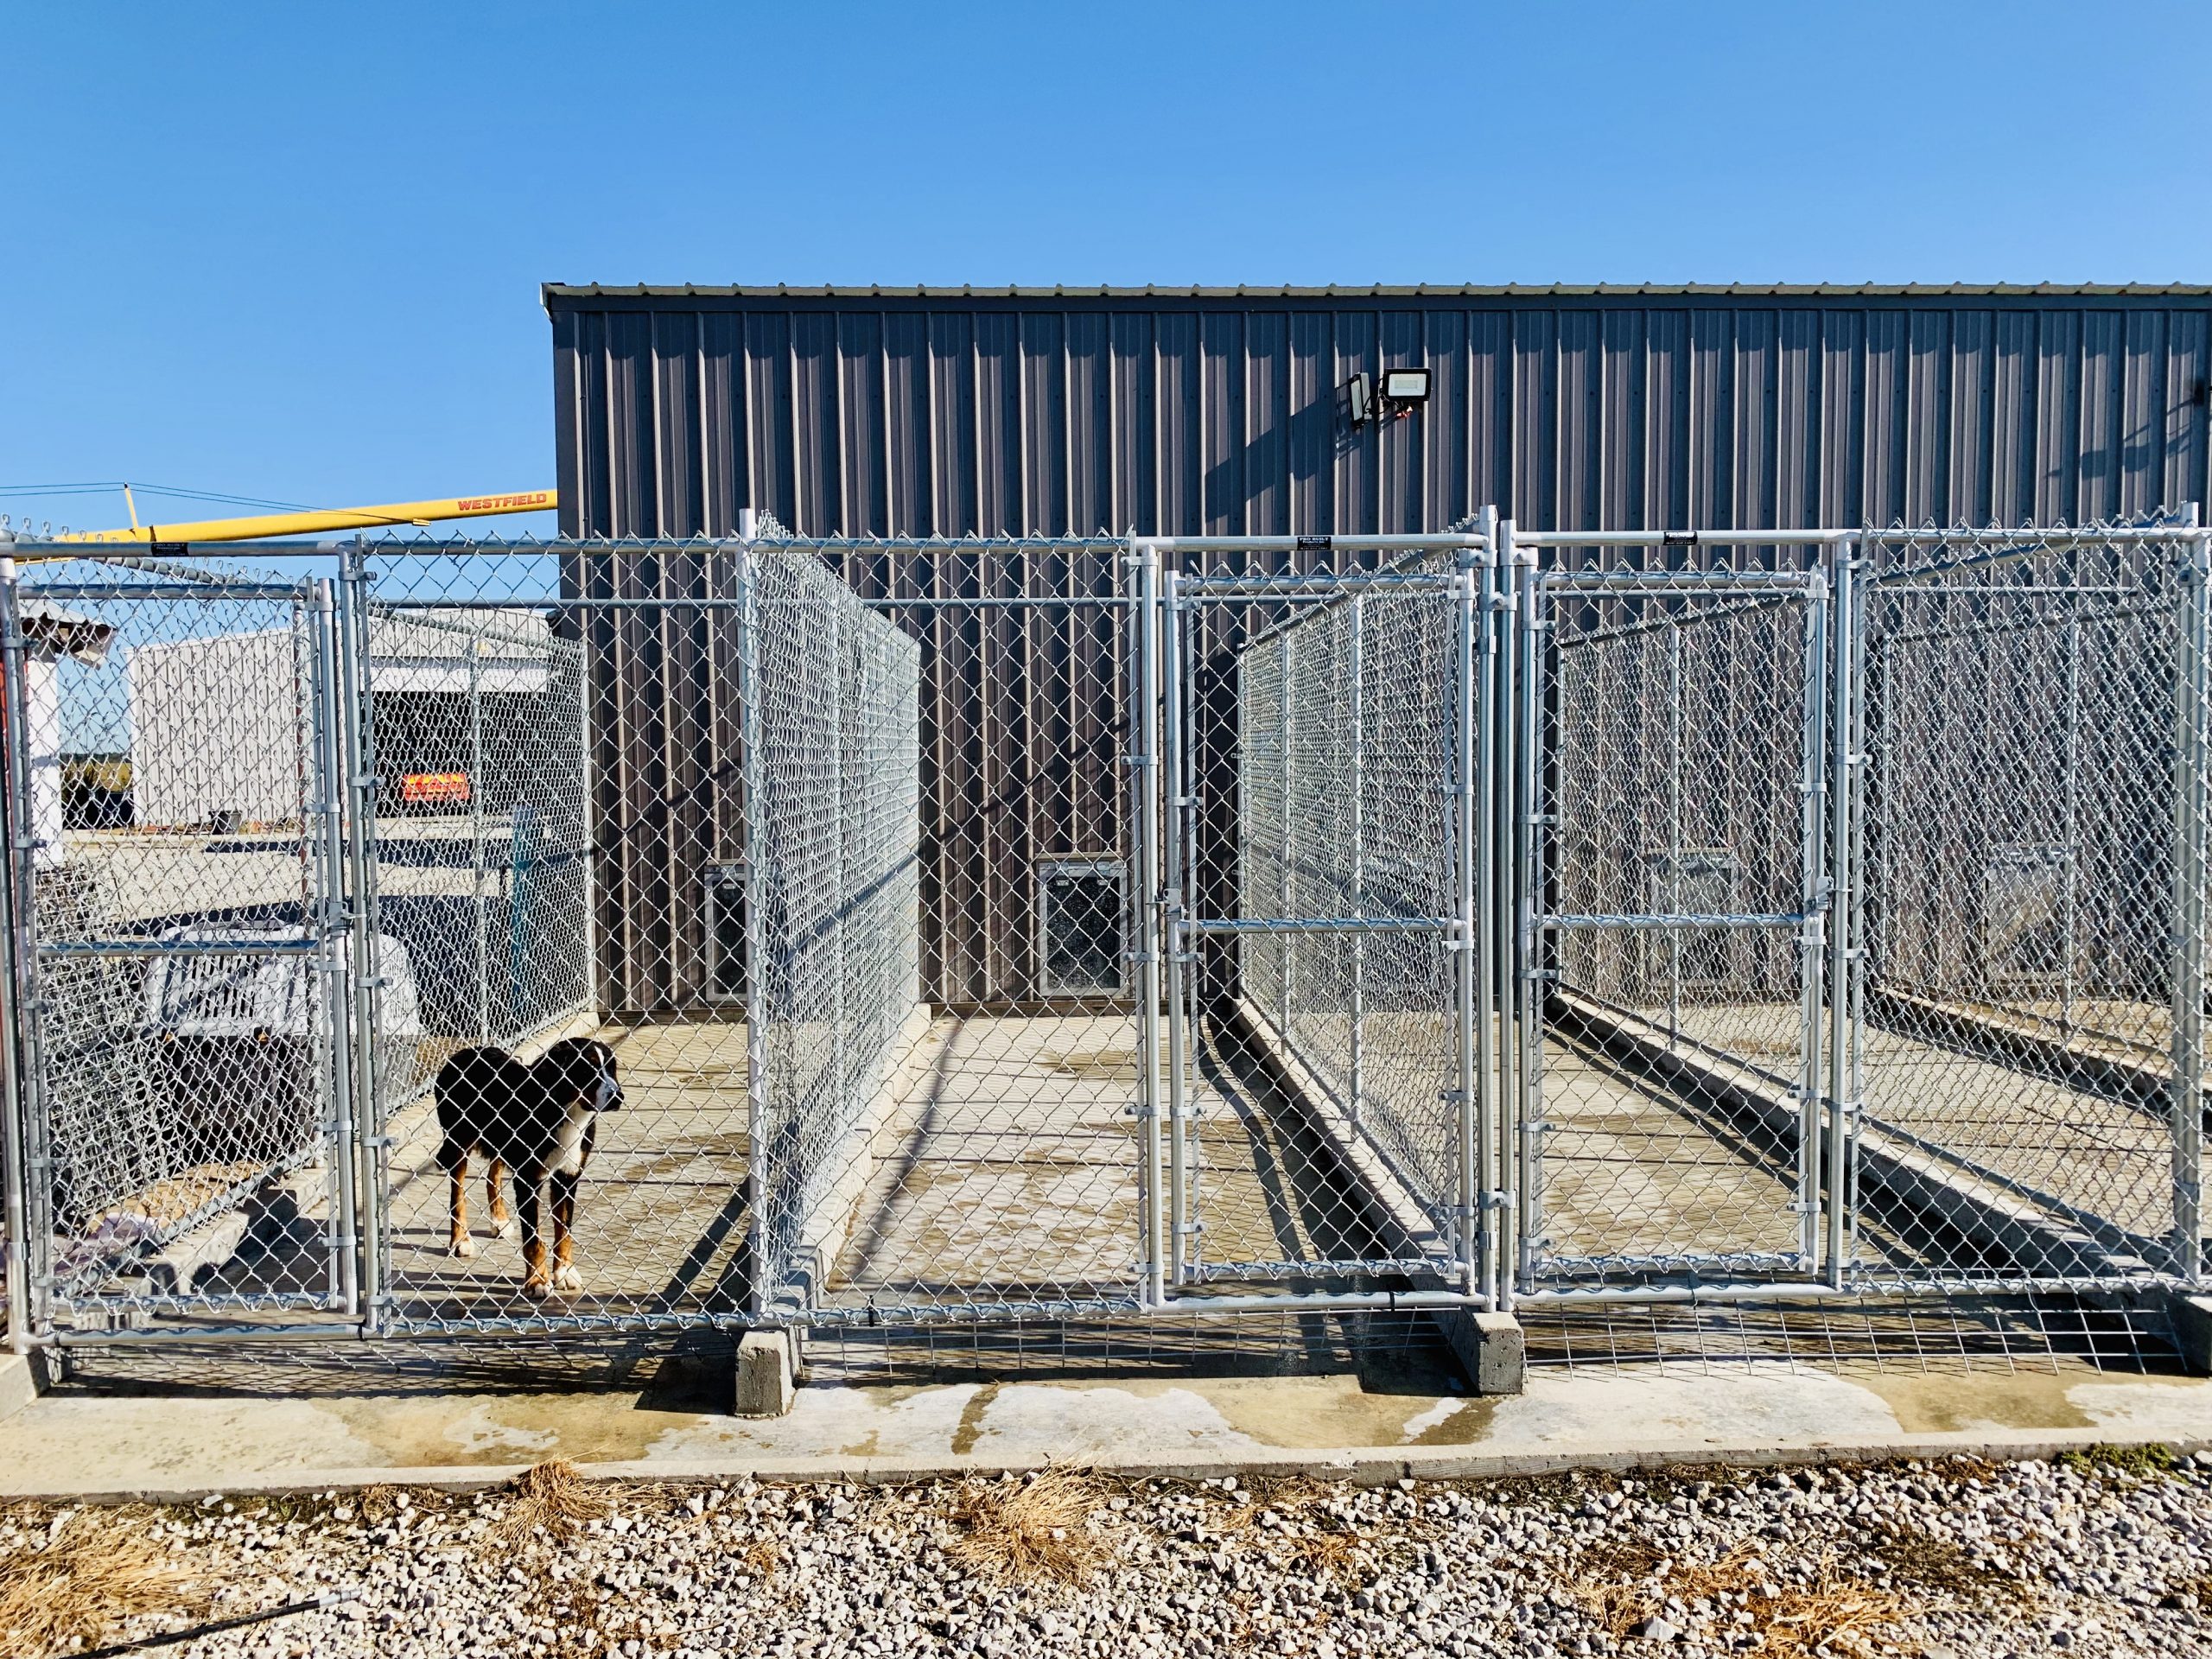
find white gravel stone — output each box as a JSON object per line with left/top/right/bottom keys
{"left": 5, "top": 1452, "right": 2212, "bottom": 1656}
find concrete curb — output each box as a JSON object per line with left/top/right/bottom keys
{"left": 7, "top": 1427, "right": 2206, "bottom": 1507}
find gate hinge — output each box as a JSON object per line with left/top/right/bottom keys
{"left": 1483, "top": 1188, "right": 1510, "bottom": 1211}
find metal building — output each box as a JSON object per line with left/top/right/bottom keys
{"left": 545, "top": 284, "right": 2212, "bottom": 1013}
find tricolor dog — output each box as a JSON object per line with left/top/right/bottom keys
{"left": 434, "top": 1038, "right": 623, "bottom": 1300}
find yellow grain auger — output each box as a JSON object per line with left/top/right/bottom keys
{"left": 49, "top": 487, "right": 556, "bottom": 544}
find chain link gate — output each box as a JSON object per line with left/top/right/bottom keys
{"left": 0, "top": 558, "right": 365, "bottom": 1339}
{"left": 1510, "top": 546, "right": 1846, "bottom": 1297}
{"left": 1143, "top": 534, "right": 1497, "bottom": 1314}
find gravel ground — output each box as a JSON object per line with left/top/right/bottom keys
{"left": 6, "top": 1450, "right": 2212, "bottom": 1658}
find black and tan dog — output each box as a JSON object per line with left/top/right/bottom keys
{"left": 434, "top": 1038, "right": 622, "bottom": 1300}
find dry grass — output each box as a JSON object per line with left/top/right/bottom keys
{"left": 1863, "top": 1522, "right": 2031, "bottom": 1607}
{"left": 1575, "top": 1540, "right": 1919, "bottom": 1656}
{"left": 945, "top": 1467, "right": 1108, "bottom": 1586}
{"left": 1283, "top": 1525, "right": 1372, "bottom": 1588}
{"left": 491, "top": 1459, "right": 613, "bottom": 1548}
{"left": 0, "top": 1507, "right": 213, "bottom": 1656}
{"left": 737, "top": 1538, "right": 783, "bottom": 1580}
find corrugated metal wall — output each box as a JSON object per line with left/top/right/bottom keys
{"left": 549, "top": 286, "right": 2212, "bottom": 540}
{"left": 544, "top": 285, "right": 2212, "bottom": 1012}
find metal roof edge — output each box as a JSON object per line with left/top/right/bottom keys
{"left": 542, "top": 281, "right": 2212, "bottom": 308}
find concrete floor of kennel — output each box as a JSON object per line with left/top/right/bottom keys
{"left": 366, "top": 995, "right": 2197, "bottom": 1329}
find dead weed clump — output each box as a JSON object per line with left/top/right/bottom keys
{"left": 1575, "top": 1540, "right": 1919, "bottom": 1657}
{"left": 0, "top": 1507, "right": 213, "bottom": 1656}
{"left": 492, "top": 1459, "right": 613, "bottom": 1548}
{"left": 945, "top": 1466, "right": 1108, "bottom": 1586}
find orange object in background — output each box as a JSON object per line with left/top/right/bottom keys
{"left": 400, "top": 772, "right": 470, "bottom": 804}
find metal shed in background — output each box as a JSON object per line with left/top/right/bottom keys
{"left": 544, "top": 283, "right": 2212, "bottom": 1012}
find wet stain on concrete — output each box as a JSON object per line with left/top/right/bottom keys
{"left": 1850, "top": 1366, "right": 2108, "bottom": 1434}
{"left": 1029, "top": 1374, "right": 1482, "bottom": 1451}
{"left": 1408, "top": 1396, "right": 1502, "bottom": 1446}
{"left": 319, "top": 1394, "right": 715, "bottom": 1468}
{"left": 950, "top": 1383, "right": 1001, "bottom": 1454}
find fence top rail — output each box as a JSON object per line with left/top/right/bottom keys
{"left": 1539, "top": 569, "right": 1822, "bottom": 589}
{"left": 1514, "top": 529, "right": 1858, "bottom": 548}
{"left": 1176, "top": 571, "right": 1462, "bottom": 594}
{"left": 1136, "top": 533, "right": 1490, "bottom": 554}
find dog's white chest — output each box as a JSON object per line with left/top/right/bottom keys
{"left": 550, "top": 1100, "right": 594, "bottom": 1176}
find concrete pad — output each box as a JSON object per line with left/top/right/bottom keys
{"left": 3, "top": 1354, "right": 2209, "bottom": 1503}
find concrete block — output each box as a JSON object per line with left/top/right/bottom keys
{"left": 734, "top": 1328, "right": 797, "bottom": 1418}
{"left": 0, "top": 1352, "right": 47, "bottom": 1423}
{"left": 1434, "top": 1310, "right": 1525, "bottom": 1395}
{"left": 2162, "top": 1290, "right": 2212, "bottom": 1376}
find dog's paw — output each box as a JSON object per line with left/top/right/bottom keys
{"left": 553, "top": 1264, "right": 583, "bottom": 1293}
{"left": 448, "top": 1235, "right": 478, "bottom": 1260}
{"left": 492, "top": 1216, "right": 518, "bottom": 1241}
{"left": 522, "top": 1277, "right": 552, "bottom": 1301}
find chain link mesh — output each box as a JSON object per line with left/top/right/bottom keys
{"left": 1856, "top": 524, "right": 2204, "bottom": 1285}
{"left": 1530, "top": 564, "right": 1824, "bottom": 1284}
{"left": 3, "top": 558, "right": 348, "bottom": 1325}
{"left": 6, "top": 519, "right": 2209, "bottom": 1351}
{"left": 1225, "top": 564, "right": 1464, "bottom": 1282}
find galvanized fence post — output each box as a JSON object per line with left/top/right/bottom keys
{"left": 1666, "top": 621, "right": 1685, "bottom": 1044}
{"left": 0, "top": 556, "right": 39, "bottom": 1351}
{"left": 1490, "top": 518, "right": 1520, "bottom": 1310}
{"left": 1512, "top": 535, "right": 1543, "bottom": 1297}
{"left": 737, "top": 534, "right": 772, "bottom": 1318}
{"left": 1277, "top": 631, "right": 1293, "bottom": 1027}
{"left": 2173, "top": 516, "right": 2210, "bottom": 1285}
{"left": 1349, "top": 588, "right": 1365, "bottom": 1132}
{"left": 468, "top": 614, "right": 490, "bottom": 1043}
{"left": 1824, "top": 537, "right": 1859, "bottom": 1287}
{"left": 1794, "top": 558, "right": 1832, "bottom": 1273}
{"left": 1160, "top": 568, "right": 1191, "bottom": 1286}
{"left": 334, "top": 545, "right": 386, "bottom": 1331}
{"left": 1128, "top": 538, "right": 1166, "bottom": 1307}
{"left": 1452, "top": 518, "right": 1482, "bottom": 1294}
{"left": 307, "top": 580, "right": 360, "bottom": 1319}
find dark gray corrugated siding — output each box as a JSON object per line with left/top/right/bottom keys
{"left": 548, "top": 289, "right": 2212, "bottom": 540}
{"left": 545, "top": 286, "right": 2212, "bottom": 1012}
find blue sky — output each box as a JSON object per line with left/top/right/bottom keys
{"left": 5, "top": 2, "right": 2209, "bottom": 540}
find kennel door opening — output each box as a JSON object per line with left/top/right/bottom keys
{"left": 1980, "top": 843, "right": 2069, "bottom": 990}
{"left": 1037, "top": 859, "right": 1127, "bottom": 998}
